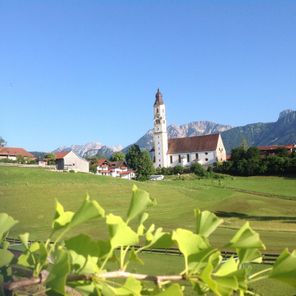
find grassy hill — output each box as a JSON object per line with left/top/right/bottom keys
{"left": 0, "top": 167, "right": 296, "bottom": 252}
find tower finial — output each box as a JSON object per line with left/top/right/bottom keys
{"left": 154, "top": 88, "right": 164, "bottom": 106}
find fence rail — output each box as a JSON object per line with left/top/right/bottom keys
{"left": 5, "top": 238, "right": 279, "bottom": 265}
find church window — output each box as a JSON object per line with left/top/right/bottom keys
{"left": 187, "top": 154, "right": 190, "bottom": 162}
{"left": 196, "top": 153, "right": 199, "bottom": 160}
{"left": 205, "top": 152, "right": 208, "bottom": 155}
{"left": 170, "top": 155, "right": 173, "bottom": 163}
{"left": 178, "top": 155, "right": 181, "bottom": 163}
{"left": 153, "top": 156, "right": 155, "bottom": 162}
{"left": 159, "top": 159, "right": 161, "bottom": 163}
{"left": 157, "top": 108, "right": 159, "bottom": 113}
{"left": 205, "top": 158, "right": 208, "bottom": 162}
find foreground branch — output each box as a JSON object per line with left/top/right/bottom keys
{"left": 4, "top": 270, "right": 186, "bottom": 291}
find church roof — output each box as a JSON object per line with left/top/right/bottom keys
{"left": 154, "top": 88, "right": 164, "bottom": 106}
{"left": 168, "top": 134, "right": 220, "bottom": 154}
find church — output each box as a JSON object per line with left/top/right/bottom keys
{"left": 152, "top": 89, "right": 227, "bottom": 168}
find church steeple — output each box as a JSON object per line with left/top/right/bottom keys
{"left": 154, "top": 88, "right": 164, "bottom": 106}
{"left": 153, "top": 89, "right": 168, "bottom": 168}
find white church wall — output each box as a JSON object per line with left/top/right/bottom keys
{"left": 167, "top": 150, "right": 217, "bottom": 167}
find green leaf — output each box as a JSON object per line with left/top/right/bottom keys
{"left": 0, "top": 213, "right": 18, "bottom": 240}
{"left": 0, "top": 249, "right": 14, "bottom": 268}
{"left": 126, "top": 185, "right": 156, "bottom": 223}
{"left": 17, "top": 241, "right": 48, "bottom": 275}
{"left": 52, "top": 200, "right": 74, "bottom": 230}
{"left": 269, "top": 248, "right": 296, "bottom": 288}
{"left": 46, "top": 248, "right": 71, "bottom": 294}
{"left": 195, "top": 209, "right": 223, "bottom": 238}
{"left": 70, "top": 195, "right": 105, "bottom": 228}
{"left": 128, "top": 248, "right": 144, "bottom": 265}
{"left": 227, "top": 222, "right": 265, "bottom": 250}
{"left": 155, "top": 284, "right": 183, "bottom": 296}
{"left": 172, "top": 228, "right": 209, "bottom": 258}
{"left": 188, "top": 248, "right": 220, "bottom": 274}
{"left": 145, "top": 227, "right": 173, "bottom": 249}
{"left": 237, "top": 248, "right": 262, "bottom": 264}
{"left": 106, "top": 214, "right": 139, "bottom": 249}
{"left": 52, "top": 197, "right": 105, "bottom": 234}
{"left": 200, "top": 253, "right": 237, "bottom": 296}
{"left": 65, "top": 234, "right": 110, "bottom": 259}
{"left": 19, "top": 233, "right": 30, "bottom": 249}
{"left": 69, "top": 250, "right": 99, "bottom": 274}
{"left": 108, "top": 277, "right": 142, "bottom": 295}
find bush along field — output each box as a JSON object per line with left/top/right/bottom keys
{"left": 1, "top": 186, "right": 296, "bottom": 295}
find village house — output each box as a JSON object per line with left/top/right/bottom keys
{"left": 0, "top": 147, "right": 35, "bottom": 161}
{"left": 257, "top": 144, "right": 296, "bottom": 157}
{"left": 55, "top": 151, "right": 89, "bottom": 173}
{"left": 96, "top": 159, "right": 135, "bottom": 180}
{"left": 151, "top": 89, "right": 227, "bottom": 168}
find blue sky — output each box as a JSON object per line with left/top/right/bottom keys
{"left": 1, "top": 1, "right": 295, "bottom": 151}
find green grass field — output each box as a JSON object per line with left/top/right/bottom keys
{"left": 1, "top": 166, "right": 296, "bottom": 295}
{"left": 0, "top": 167, "right": 296, "bottom": 253}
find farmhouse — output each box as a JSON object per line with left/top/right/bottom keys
{"left": 96, "top": 159, "right": 135, "bottom": 180}
{"left": 55, "top": 151, "right": 89, "bottom": 173}
{"left": 0, "top": 147, "right": 35, "bottom": 161}
{"left": 258, "top": 144, "right": 296, "bottom": 156}
{"left": 152, "top": 89, "right": 226, "bottom": 168}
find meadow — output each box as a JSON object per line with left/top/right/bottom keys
{"left": 0, "top": 166, "right": 295, "bottom": 253}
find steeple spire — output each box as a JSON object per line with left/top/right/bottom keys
{"left": 154, "top": 88, "right": 164, "bottom": 106}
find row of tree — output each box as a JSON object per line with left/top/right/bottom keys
{"left": 214, "top": 146, "right": 296, "bottom": 176}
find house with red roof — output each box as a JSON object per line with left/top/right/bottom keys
{"left": 55, "top": 151, "right": 89, "bottom": 173}
{"left": 0, "top": 147, "right": 35, "bottom": 161}
{"left": 257, "top": 144, "right": 296, "bottom": 157}
{"left": 96, "top": 159, "right": 135, "bottom": 180}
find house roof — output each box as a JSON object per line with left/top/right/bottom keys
{"left": 0, "top": 147, "right": 35, "bottom": 158}
{"left": 97, "top": 159, "right": 109, "bottom": 166}
{"left": 55, "top": 151, "right": 70, "bottom": 159}
{"left": 109, "top": 161, "right": 126, "bottom": 168}
{"left": 257, "top": 145, "right": 295, "bottom": 151}
{"left": 168, "top": 134, "right": 220, "bottom": 154}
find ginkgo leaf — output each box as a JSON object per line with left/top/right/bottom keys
{"left": 65, "top": 234, "right": 110, "bottom": 259}
{"left": 19, "top": 232, "right": 30, "bottom": 249}
{"left": 195, "top": 209, "right": 223, "bottom": 238}
{"left": 155, "top": 284, "right": 183, "bottom": 296}
{"left": 0, "top": 249, "right": 14, "bottom": 268}
{"left": 227, "top": 222, "right": 265, "bottom": 250}
{"left": 126, "top": 185, "right": 156, "bottom": 223}
{"left": 172, "top": 228, "right": 209, "bottom": 258}
{"left": 106, "top": 214, "right": 139, "bottom": 249}
{"left": 52, "top": 200, "right": 74, "bottom": 230}
{"left": 0, "top": 213, "right": 18, "bottom": 240}
{"left": 269, "top": 248, "right": 296, "bottom": 288}
{"left": 46, "top": 249, "right": 71, "bottom": 295}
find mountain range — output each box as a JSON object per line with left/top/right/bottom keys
{"left": 51, "top": 109, "right": 296, "bottom": 158}
{"left": 53, "top": 142, "right": 123, "bottom": 159}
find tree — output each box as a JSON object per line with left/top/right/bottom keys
{"left": 45, "top": 153, "right": 56, "bottom": 165}
{"left": 110, "top": 152, "right": 125, "bottom": 161}
{"left": 126, "top": 145, "right": 154, "bottom": 180}
{"left": 0, "top": 136, "right": 6, "bottom": 147}
{"left": 125, "top": 144, "right": 142, "bottom": 170}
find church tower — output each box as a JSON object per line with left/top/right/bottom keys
{"left": 153, "top": 89, "right": 168, "bottom": 168}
